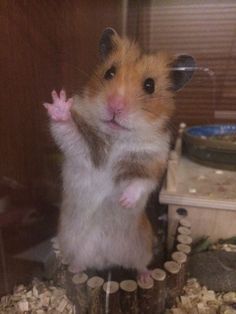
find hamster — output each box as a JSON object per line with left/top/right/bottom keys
{"left": 43, "top": 28, "right": 195, "bottom": 280}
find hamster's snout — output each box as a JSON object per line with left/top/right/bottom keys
{"left": 107, "top": 94, "right": 126, "bottom": 116}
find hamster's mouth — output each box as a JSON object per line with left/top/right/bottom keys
{"left": 101, "top": 118, "right": 130, "bottom": 131}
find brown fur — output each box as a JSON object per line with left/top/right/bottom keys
{"left": 113, "top": 152, "right": 166, "bottom": 184}
{"left": 71, "top": 108, "right": 109, "bottom": 167}
{"left": 138, "top": 212, "right": 153, "bottom": 254}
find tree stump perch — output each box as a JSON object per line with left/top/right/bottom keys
{"left": 164, "top": 261, "right": 181, "bottom": 308}
{"left": 137, "top": 276, "right": 154, "bottom": 314}
{"left": 119, "top": 280, "right": 138, "bottom": 314}
{"left": 87, "top": 276, "right": 104, "bottom": 314}
{"left": 151, "top": 268, "right": 166, "bottom": 314}
{"left": 50, "top": 216, "right": 191, "bottom": 313}
{"left": 102, "top": 281, "right": 121, "bottom": 314}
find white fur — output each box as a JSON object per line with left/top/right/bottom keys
{"left": 51, "top": 96, "right": 170, "bottom": 273}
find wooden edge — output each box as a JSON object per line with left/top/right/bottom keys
{"left": 87, "top": 276, "right": 104, "bottom": 289}
{"left": 178, "top": 226, "right": 191, "bottom": 235}
{"left": 72, "top": 272, "right": 88, "bottom": 285}
{"left": 103, "top": 281, "right": 119, "bottom": 294}
{"left": 177, "top": 234, "right": 192, "bottom": 245}
{"left": 137, "top": 277, "right": 154, "bottom": 289}
{"left": 177, "top": 244, "right": 191, "bottom": 255}
{"left": 164, "top": 261, "right": 181, "bottom": 274}
{"left": 120, "top": 280, "right": 137, "bottom": 292}
{"left": 179, "top": 218, "right": 191, "bottom": 228}
{"left": 151, "top": 268, "right": 166, "bottom": 281}
{"left": 171, "top": 251, "right": 187, "bottom": 265}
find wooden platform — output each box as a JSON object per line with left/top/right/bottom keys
{"left": 160, "top": 147, "right": 236, "bottom": 251}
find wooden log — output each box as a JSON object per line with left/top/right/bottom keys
{"left": 179, "top": 218, "right": 191, "bottom": 229}
{"left": 172, "top": 219, "right": 191, "bottom": 253}
{"left": 164, "top": 261, "right": 181, "bottom": 308}
{"left": 171, "top": 251, "right": 188, "bottom": 292}
{"left": 102, "top": 281, "right": 121, "bottom": 314}
{"left": 50, "top": 238, "right": 69, "bottom": 289}
{"left": 87, "top": 276, "right": 104, "bottom": 314}
{"left": 171, "top": 252, "right": 187, "bottom": 265}
{"left": 119, "top": 280, "right": 138, "bottom": 314}
{"left": 176, "top": 243, "right": 191, "bottom": 255}
{"left": 177, "top": 234, "right": 192, "bottom": 246}
{"left": 137, "top": 276, "right": 154, "bottom": 314}
{"left": 151, "top": 268, "right": 166, "bottom": 314}
{"left": 53, "top": 255, "right": 68, "bottom": 289}
{"left": 70, "top": 272, "right": 89, "bottom": 314}
{"left": 177, "top": 226, "right": 191, "bottom": 236}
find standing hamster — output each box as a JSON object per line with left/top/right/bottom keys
{"left": 43, "top": 28, "right": 195, "bottom": 280}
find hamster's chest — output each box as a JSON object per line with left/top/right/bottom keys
{"left": 63, "top": 152, "right": 121, "bottom": 204}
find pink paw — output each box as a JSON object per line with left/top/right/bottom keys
{"left": 138, "top": 270, "right": 152, "bottom": 285}
{"left": 119, "top": 183, "right": 143, "bottom": 208}
{"left": 68, "top": 264, "right": 81, "bottom": 274}
{"left": 43, "top": 90, "right": 73, "bottom": 122}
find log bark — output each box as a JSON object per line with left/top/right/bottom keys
{"left": 171, "top": 251, "right": 188, "bottom": 292}
{"left": 119, "top": 280, "right": 138, "bottom": 314}
{"left": 53, "top": 254, "right": 68, "bottom": 289}
{"left": 164, "top": 261, "right": 181, "bottom": 308}
{"left": 102, "top": 281, "right": 121, "bottom": 314}
{"left": 87, "top": 276, "right": 104, "bottom": 314}
{"left": 70, "top": 272, "right": 89, "bottom": 314}
{"left": 137, "top": 276, "right": 154, "bottom": 314}
{"left": 151, "top": 268, "right": 166, "bottom": 314}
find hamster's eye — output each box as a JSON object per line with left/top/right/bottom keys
{"left": 104, "top": 66, "right": 116, "bottom": 80}
{"left": 143, "top": 78, "right": 155, "bottom": 94}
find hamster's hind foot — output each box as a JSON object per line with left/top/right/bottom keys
{"left": 43, "top": 90, "right": 73, "bottom": 122}
{"left": 137, "top": 269, "right": 152, "bottom": 285}
{"left": 67, "top": 263, "right": 83, "bottom": 274}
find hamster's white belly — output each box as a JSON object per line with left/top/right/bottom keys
{"left": 59, "top": 160, "right": 150, "bottom": 270}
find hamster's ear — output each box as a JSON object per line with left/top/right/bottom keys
{"left": 99, "top": 28, "right": 118, "bottom": 60}
{"left": 170, "top": 55, "right": 196, "bottom": 91}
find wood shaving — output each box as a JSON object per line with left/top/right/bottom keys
{"left": 166, "top": 278, "right": 236, "bottom": 314}
{"left": 0, "top": 278, "right": 75, "bottom": 313}
{"left": 211, "top": 243, "right": 236, "bottom": 252}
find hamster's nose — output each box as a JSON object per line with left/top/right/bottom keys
{"left": 107, "top": 94, "right": 126, "bottom": 115}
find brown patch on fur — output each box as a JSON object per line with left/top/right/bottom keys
{"left": 114, "top": 152, "right": 166, "bottom": 184}
{"left": 138, "top": 212, "right": 153, "bottom": 253}
{"left": 71, "top": 108, "right": 109, "bottom": 167}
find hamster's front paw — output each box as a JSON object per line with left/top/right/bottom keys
{"left": 43, "top": 90, "right": 73, "bottom": 122}
{"left": 119, "top": 182, "right": 144, "bottom": 209}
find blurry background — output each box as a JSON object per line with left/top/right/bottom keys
{"left": 0, "top": 0, "right": 235, "bottom": 295}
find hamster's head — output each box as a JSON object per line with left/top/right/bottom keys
{"left": 83, "top": 28, "right": 195, "bottom": 137}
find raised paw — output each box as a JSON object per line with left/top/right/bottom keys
{"left": 43, "top": 90, "right": 73, "bottom": 122}
{"left": 119, "top": 183, "right": 143, "bottom": 209}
